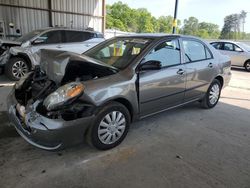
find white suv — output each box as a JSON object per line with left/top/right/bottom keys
{"left": 0, "top": 28, "right": 104, "bottom": 80}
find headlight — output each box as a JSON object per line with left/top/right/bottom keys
{"left": 43, "top": 82, "right": 84, "bottom": 111}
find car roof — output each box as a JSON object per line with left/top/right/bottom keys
{"left": 210, "top": 40, "right": 237, "bottom": 44}
{"left": 115, "top": 33, "right": 203, "bottom": 40}
{"left": 36, "top": 27, "right": 102, "bottom": 34}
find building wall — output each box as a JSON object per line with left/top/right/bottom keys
{"left": 0, "top": 0, "right": 104, "bottom": 38}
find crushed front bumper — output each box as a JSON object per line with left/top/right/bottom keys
{"left": 7, "top": 88, "right": 95, "bottom": 151}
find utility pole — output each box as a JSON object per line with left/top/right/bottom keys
{"left": 172, "top": 0, "right": 179, "bottom": 34}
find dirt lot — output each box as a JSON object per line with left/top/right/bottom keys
{"left": 0, "top": 68, "right": 249, "bottom": 188}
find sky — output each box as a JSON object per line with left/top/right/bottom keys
{"left": 106, "top": 0, "right": 250, "bottom": 33}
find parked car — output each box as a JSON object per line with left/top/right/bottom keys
{"left": 210, "top": 41, "right": 250, "bottom": 72}
{"left": 0, "top": 28, "right": 104, "bottom": 80}
{"left": 7, "top": 34, "right": 231, "bottom": 151}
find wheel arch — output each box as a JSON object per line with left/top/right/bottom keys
{"left": 113, "top": 98, "right": 134, "bottom": 122}
{"left": 244, "top": 59, "right": 250, "bottom": 67}
{"left": 10, "top": 53, "right": 32, "bottom": 70}
{"left": 214, "top": 75, "right": 224, "bottom": 88}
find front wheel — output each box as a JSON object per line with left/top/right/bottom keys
{"left": 201, "top": 80, "right": 222, "bottom": 109}
{"left": 87, "top": 102, "right": 130, "bottom": 150}
{"left": 5, "top": 57, "right": 30, "bottom": 81}
{"left": 244, "top": 61, "right": 250, "bottom": 72}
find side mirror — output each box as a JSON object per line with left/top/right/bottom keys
{"left": 32, "top": 38, "right": 45, "bottom": 45}
{"left": 140, "top": 60, "right": 162, "bottom": 71}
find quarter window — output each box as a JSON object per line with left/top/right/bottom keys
{"left": 183, "top": 40, "right": 209, "bottom": 63}
{"left": 144, "top": 39, "right": 181, "bottom": 67}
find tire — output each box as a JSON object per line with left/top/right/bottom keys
{"left": 201, "top": 79, "right": 222, "bottom": 109}
{"left": 87, "top": 102, "right": 130, "bottom": 150}
{"left": 244, "top": 61, "right": 250, "bottom": 72}
{"left": 5, "top": 57, "right": 30, "bottom": 81}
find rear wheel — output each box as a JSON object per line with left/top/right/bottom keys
{"left": 201, "top": 79, "right": 221, "bottom": 109}
{"left": 5, "top": 57, "right": 30, "bottom": 81}
{"left": 87, "top": 102, "right": 130, "bottom": 150}
{"left": 244, "top": 61, "right": 250, "bottom": 72}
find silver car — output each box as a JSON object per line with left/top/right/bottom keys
{"left": 7, "top": 34, "right": 231, "bottom": 151}
{"left": 0, "top": 28, "right": 104, "bottom": 80}
{"left": 210, "top": 41, "right": 250, "bottom": 72}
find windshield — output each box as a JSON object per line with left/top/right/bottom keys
{"left": 237, "top": 42, "right": 250, "bottom": 52}
{"left": 84, "top": 38, "right": 152, "bottom": 69}
{"left": 15, "top": 29, "right": 45, "bottom": 43}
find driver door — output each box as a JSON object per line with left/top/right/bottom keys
{"left": 139, "top": 38, "right": 186, "bottom": 117}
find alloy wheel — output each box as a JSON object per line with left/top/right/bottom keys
{"left": 12, "top": 60, "right": 28, "bottom": 79}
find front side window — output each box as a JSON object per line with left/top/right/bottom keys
{"left": 144, "top": 39, "right": 181, "bottom": 67}
{"left": 183, "top": 40, "right": 207, "bottom": 63}
{"left": 35, "top": 31, "right": 63, "bottom": 44}
{"left": 85, "top": 38, "right": 152, "bottom": 70}
{"left": 211, "top": 42, "right": 222, "bottom": 50}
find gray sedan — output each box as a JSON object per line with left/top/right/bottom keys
{"left": 210, "top": 41, "right": 250, "bottom": 72}
{"left": 7, "top": 34, "right": 231, "bottom": 150}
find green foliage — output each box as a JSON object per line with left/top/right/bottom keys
{"left": 180, "top": 17, "right": 220, "bottom": 39}
{"left": 106, "top": 1, "right": 180, "bottom": 33}
{"left": 220, "top": 11, "right": 248, "bottom": 40}
{"left": 106, "top": 2, "right": 248, "bottom": 39}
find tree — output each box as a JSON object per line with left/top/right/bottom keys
{"left": 182, "top": 17, "right": 199, "bottom": 35}
{"left": 220, "top": 11, "right": 247, "bottom": 39}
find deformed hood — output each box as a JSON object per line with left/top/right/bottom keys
{"left": 0, "top": 39, "right": 22, "bottom": 47}
{"left": 38, "top": 49, "right": 117, "bottom": 84}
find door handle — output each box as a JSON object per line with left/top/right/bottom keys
{"left": 208, "top": 63, "right": 213, "bottom": 68}
{"left": 177, "top": 69, "right": 185, "bottom": 75}
{"left": 56, "top": 45, "right": 62, "bottom": 48}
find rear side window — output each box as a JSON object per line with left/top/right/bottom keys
{"left": 36, "top": 31, "right": 63, "bottom": 44}
{"left": 65, "top": 31, "right": 94, "bottom": 43}
{"left": 223, "top": 43, "right": 234, "bottom": 51}
{"left": 183, "top": 39, "right": 212, "bottom": 63}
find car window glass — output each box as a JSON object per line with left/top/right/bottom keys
{"left": 85, "top": 38, "right": 151, "bottom": 69}
{"left": 183, "top": 40, "right": 206, "bottom": 62}
{"left": 144, "top": 39, "right": 181, "bottom": 67}
{"left": 211, "top": 42, "right": 221, "bottom": 49}
{"left": 233, "top": 44, "right": 243, "bottom": 52}
{"left": 224, "top": 43, "right": 234, "bottom": 51}
{"left": 36, "top": 31, "right": 62, "bottom": 44}
{"left": 65, "top": 31, "right": 94, "bottom": 43}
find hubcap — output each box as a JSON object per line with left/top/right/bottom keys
{"left": 209, "top": 84, "right": 220, "bottom": 105}
{"left": 98, "top": 111, "right": 126, "bottom": 145}
{"left": 12, "top": 61, "right": 28, "bottom": 79}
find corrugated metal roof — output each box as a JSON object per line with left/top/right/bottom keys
{"left": 0, "top": 0, "right": 104, "bottom": 38}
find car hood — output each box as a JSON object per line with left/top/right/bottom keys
{"left": 38, "top": 49, "right": 117, "bottom": 84}
{"left": 0, "top": 39, "right": 22, "bottom": 47}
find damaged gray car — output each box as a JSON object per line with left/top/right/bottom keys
{"left": 7, "top": 34, "right": 231, "bottom": 150}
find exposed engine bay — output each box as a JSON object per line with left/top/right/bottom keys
{"left": 15, "top": 56, "right": 117, "bottom": 121}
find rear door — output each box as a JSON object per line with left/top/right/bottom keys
{"left": 61, "top": 31, "right": 101, "bottom": 54}
{"left": 139, "top": 38, "right": 186, "bottom": 117}
{"left": 181, "top": 38, "right": 217, "bottom": 101}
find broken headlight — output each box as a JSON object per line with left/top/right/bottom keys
{"left": 43, "top": 82, "right": 84, "bottom": 111}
